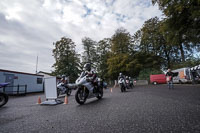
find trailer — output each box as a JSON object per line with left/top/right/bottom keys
{"left": 0, "top": 69, "right": 44, "bottom": 94}
{"left": 172, "top": 68, "right": 192, "bottom": 84}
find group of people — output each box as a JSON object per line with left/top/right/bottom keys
{"left": 60, "top": 63, "right": 179, "bottom": 91}
{"left": 118, "top": 73, "right": 134, "bottom": 89}
{"left": 117, "top": 69, "right": 175, "bottom": 90}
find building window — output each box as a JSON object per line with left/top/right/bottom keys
{"left": 37, "top": 78, "right": 43, "bottom": 84}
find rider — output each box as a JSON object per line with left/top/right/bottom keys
{"left": 118, "top": 73, "right": 126, "bottom": 83}
{"left": 126, "top": 76, "right": 129, "bottom": 81}
{"left": 129, "top": 77, "right": 134, "bottom": 87}
{"left": 83, "top": 63, "right": 98, "bottom": 92}
{"left": 60, "top": 75, "right": 69, "bottom": 86}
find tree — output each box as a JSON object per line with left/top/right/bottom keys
{"left": 134, "top": 17, "right": 181, "bottom": 68}
{"left": 111, "top": 28, "right": 133, "bottom": 55}
{"left": 107, "top": 54, "right": 130, "bottom": 80}
{"left": 152, "top": 0, "right": 200, "bottom": 61}
{"left": 138, "top": 68, "right": 163, "bottom": 81}
{"left": 96, "top": 38, "right": 111, "bottom": 79}
{"left": 81, "top": 37, "right": 98, "bottom": 67}
{"left": 107, "top": 28, "right": 134, "bottom": 80}
{"left": 132, "top": 30, "right": 142, "bottom": 53}
{"left": 52, "top": 37, "right": 80, "bottom": 82}
{"left": 171, "top": 56, "right": 200, "bottom": 69}
{"left": 140, "top": 17, "right": 161, "bottom": 54}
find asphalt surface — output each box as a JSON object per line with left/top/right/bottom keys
{"left": 0, "top": 84, "right": 200, "bottom": 133}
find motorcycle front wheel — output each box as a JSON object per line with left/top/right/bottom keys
{"left": 120, "top": 84, "right": 124, "bottom": 92}
{"left": 0, "top": 93, "right": 8, "bottom": 107}
{"left": 57, "top": 88, "right": 61, "bottom": 97}
{"left": 131, "top": 84, "right": 134, "bottom": 89}
{"left": 75, "top": 88, "right": 87, "bottom": 105}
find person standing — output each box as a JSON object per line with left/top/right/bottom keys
{"left": 166, "top": 69, "right": 174, "bottom": 89}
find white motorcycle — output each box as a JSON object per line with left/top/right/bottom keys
{"left": 57, "top": 82, "right": 72, "bottom": 96}
{"left": 75, "top": 72, "right": 103, "bottom": 105}
{"left": 118, "top": 78, "right": 126, "bottom": 92}
{"left": 125, "top": 79, "right": 133, "bottom": 89}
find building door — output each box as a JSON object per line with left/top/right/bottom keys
{"left": 4, "top": 74, "right": 14, "bottom": 94}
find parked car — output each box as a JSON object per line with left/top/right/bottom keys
{"left": 150, "top": 74, "right": 166, "bottom": 85}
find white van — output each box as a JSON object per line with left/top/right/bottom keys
{"left": 172, "top": 67, "right": 192, "bottom": 84}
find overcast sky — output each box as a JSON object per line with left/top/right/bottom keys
{"left": 0, "top": 0, "right": 162, "bottom": 74}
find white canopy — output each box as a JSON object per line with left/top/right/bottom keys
{"left": 190, "top": 65, "right": 200, "bottom": 71}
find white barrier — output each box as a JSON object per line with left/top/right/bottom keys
{"left": 135, "top": 80, "right": 148, "bottom": 85}
{"left": 41, "top": 77, "right": 63, "bottom": 105}
{"left": 44, "top": 77, "right": 57, "bottom": 99}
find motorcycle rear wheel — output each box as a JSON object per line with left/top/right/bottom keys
{"left": 0, "top": 93, "right": 8, "bottom": 107}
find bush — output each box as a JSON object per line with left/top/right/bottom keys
{"left": 138, "top": 68, "right": 163, "bottom": 81}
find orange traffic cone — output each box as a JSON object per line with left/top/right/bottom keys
{"left": 37, "top": 96, "right": 41, "bottom": 104}
{"left": 64, "top": 95, "right": 68, "bottom": 104}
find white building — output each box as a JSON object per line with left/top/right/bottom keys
{"left": 0, "top": 69, "right": 44, "bottom": 94}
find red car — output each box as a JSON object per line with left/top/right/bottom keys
{"left": 150, "top": 74, "right": 166, "bottom": 85}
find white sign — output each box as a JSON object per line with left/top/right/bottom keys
{"left": 44, "top": 77, "right": 57, "bottom": 99}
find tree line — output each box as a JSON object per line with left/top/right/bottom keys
{"left": 52, "top": 0, "right": 200, "bottom": 82}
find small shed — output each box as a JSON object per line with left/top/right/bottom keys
{"left": 0, "top": 69, "right": 44, "bottom": 94}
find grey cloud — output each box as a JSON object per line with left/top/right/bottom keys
{"left": 0, "top": 13, "right": 58, "bottom": 46}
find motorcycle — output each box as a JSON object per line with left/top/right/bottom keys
{"left": 118, "top": 78, "right": 126, "bottom": 92}
{"left": 0, "top": 83, "right": 9, "bottom": 107}
{"left": 129, "top": 79, "right": 134, "bottom": 88}
{"left": 57, "top": 82, "right": 72, "bottom": 96}
{"left": 75, "top": 72, "right": 103, "bottom": 105}
{"left": 126, "top": 79, "right": 134, "bottom": 89}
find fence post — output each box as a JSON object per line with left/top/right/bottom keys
{"left": 25, "top": 85, "right": 27, "bottom": 95}
{"left": 17, "top": 84, "right": 19, "bottom": 95}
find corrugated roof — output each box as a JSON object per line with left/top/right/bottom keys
{"left": 0, "top": 69, "right": 44, "bottom": 77}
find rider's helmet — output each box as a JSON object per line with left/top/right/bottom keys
{"left": 129, "top": 77, "right": 131, "bottom": 79}
{"left": 84, "top": 63, "right": 91, "bottom": 71}
{"left": 119, "top": 73, "right": 122, "bottom": 76}
{"left": 61, "top": 75, "right": 66, "bottom": 80}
